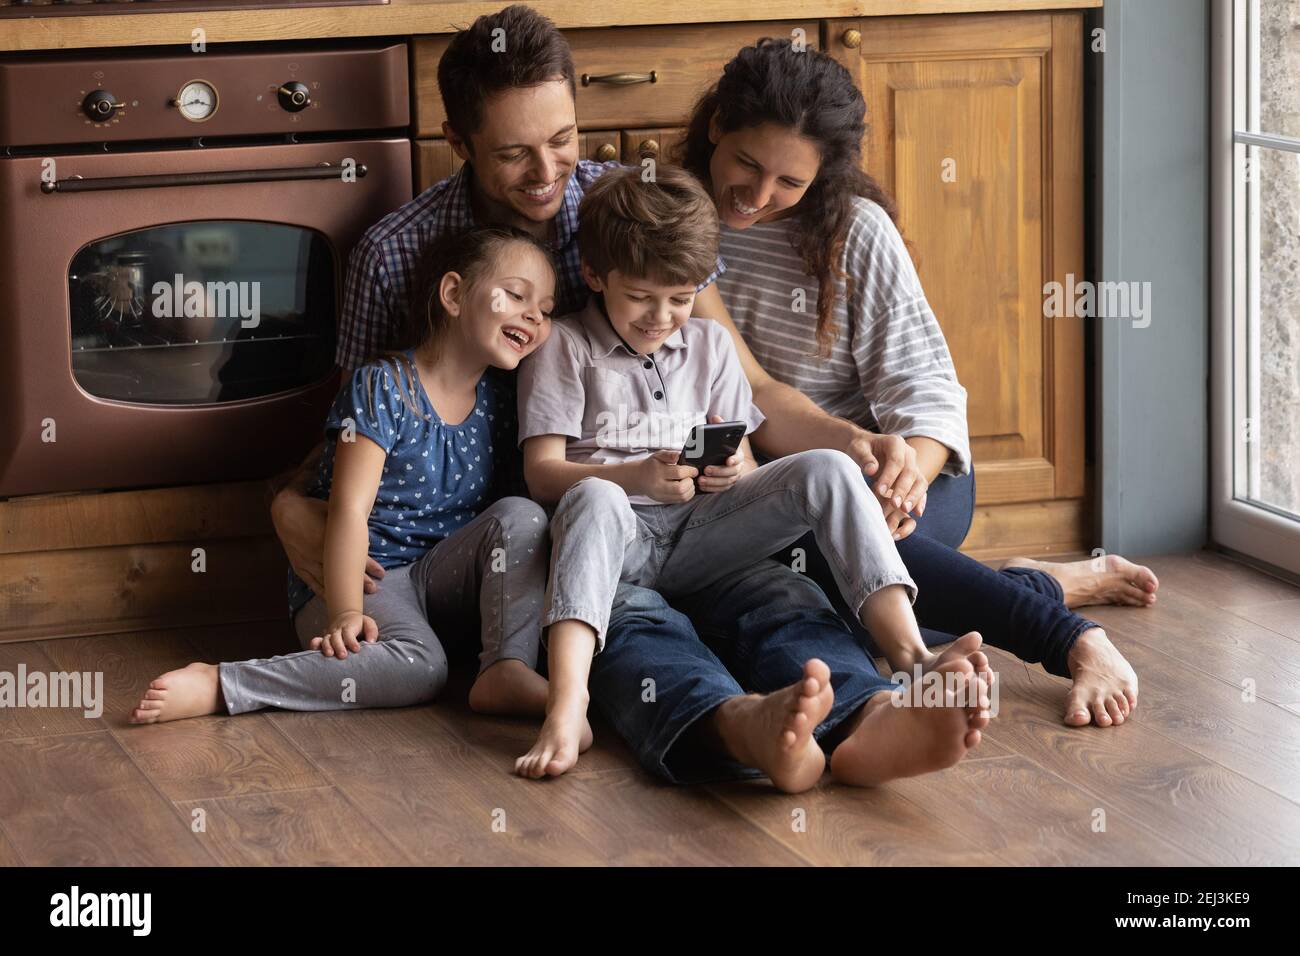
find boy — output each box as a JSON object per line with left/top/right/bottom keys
{"left": 515, "top": 166, "right": 987, "bottom": 782}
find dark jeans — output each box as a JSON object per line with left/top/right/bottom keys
{"left": 590, "top": 561, "right": 895, "bottom": 784}
{"left": 589, "top": 464, "right": 1098, "bottom": 784}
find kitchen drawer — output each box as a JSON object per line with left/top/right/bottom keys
{"left": 413, "top": 20, "right": 818, "bottom": 137}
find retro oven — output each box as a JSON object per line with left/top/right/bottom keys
{"left": 0, "top": 41, "right": 411, "bottom": 497}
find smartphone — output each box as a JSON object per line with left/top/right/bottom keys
{"left": 678, "top": 421, "right": 747, "bottom": 473}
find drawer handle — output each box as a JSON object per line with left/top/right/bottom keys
{"left": 40, "top": 162, "right": 367, "bottom": 194}
{"left": 595, "top": 143, "right": 619, "bottom": 161}
{"left": 638, "top": 139, "right": 660, "bottom": 157}
{"left": 582, "top": 71, "right": 657, "bottom": 87}
{"left": 841, "top": 29, "right": 862, "bottom": 49}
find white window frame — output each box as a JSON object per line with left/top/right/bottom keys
{"left": 1210, "top": 0, "right": 1300, "bottom": 576}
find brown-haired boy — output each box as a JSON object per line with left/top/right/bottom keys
{"left": 514, "top": 166, "right": 989, "bottom": 785}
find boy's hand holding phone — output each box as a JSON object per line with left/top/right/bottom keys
{"left": 630, "top": 450, "right": 698, "bottom": 504}
{"left": 695, "top": 415, "right": 752, "bottom": 493}
{"left": 311, "top": 610, "right": 378, "bottom": 658}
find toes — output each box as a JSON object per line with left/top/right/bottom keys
{"left": 1105, "top": 697, "right": 1125, "bottom": 724}
{"left": 144, "top": 688, "right": 166, "bottom": 701}
{"left": 1090, "top": 699, "right": 1113, "bottom": 726}
{"left": 1119, "top": 584, "right": 1151, "bottom": 606}
{"left": 804, "top": 658, "right": 831, "bottom": 689}
{"left": 964, "top": 727, "right": 982, "bottom": 749}
{"left": 1063, "top": 689, "right": 1090, "bottom": 726}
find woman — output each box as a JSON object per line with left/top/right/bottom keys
{"left": 677, "top": 38, "right": 1154, "bottom": 727}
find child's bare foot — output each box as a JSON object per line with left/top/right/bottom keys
{"left": 712, "top": 659, "right": 835, "bottom": 793}
{"left": 1063, "top": 627, "right": 1139, "bottom": 727}
{"left": 1002, "top": 554, "right": 1159, "bottom": 608}
{"left": 128, "top": 662, "right": 221, "bottom": 724}
{"left": 830, "top": 658, "right": 989, "bottom": 787}
{"left": 515, "top": 691, "right": 593, "bottom": 779}
{"left": 891, "top": 631, "right": 991, "bottom": 687}
{"left": 469, "top": 659, "right": 548, "bottom": 715}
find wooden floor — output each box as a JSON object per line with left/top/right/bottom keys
{"left": 1, "top": 549, "right": 1298, "bottom": 866}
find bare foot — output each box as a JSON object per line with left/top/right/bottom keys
{"left": 515, "top": 690, "right": 593, "bottom": 780}
{"left": 712, "top": 659, "right": 835, "bottom": 794}
{"left": 1002, "top": 554, "right": 1159, "bottom": 609}
{"left": 1063, "top": 627, "right": 1139, "bottom": 727}
{"left": 897, "top": 631, "right": 992, "bottom": 690}
{"left": 128, "top": 662, "right": 221, "bottom": 724}
{"left": 829, "top": 658, "right": 989, "bottom": 787}
{"left": 469, "top": 659, "right": 548, "bottom": 715}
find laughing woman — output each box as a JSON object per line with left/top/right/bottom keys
{"left": 677, "top": 38, "right": 1156, "bottom": 728}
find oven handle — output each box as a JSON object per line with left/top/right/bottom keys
{"left": 40, "top": 162, "right": 368, "bottom": 194}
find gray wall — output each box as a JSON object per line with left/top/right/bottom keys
{"left": 1090, "top": 0, "right": 1210, "bottom": 555}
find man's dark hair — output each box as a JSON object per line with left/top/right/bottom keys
{"left": 437, "top": 4, "right": 576, "bottom": 142}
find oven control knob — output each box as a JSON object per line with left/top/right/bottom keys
{"left": 277, "top": 81, "right": 311, "bottom": 113}
{"left": 82, "top": 90, "right": 125, "bottom": 122}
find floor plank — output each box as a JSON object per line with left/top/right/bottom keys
{"left": 174, "top": 787, "right": 404, "bottom": 866}
{"left": 888, "top": 754, "right": 1199, "bottom": 865}
{"left": 0, "top": 732, "right": 213, "bottom": 866}
{"left": 0, "top": 639, "right": 106, "bottom": 740}
{"left": 980, "top": 647, "right": 1300, "bottom": 865}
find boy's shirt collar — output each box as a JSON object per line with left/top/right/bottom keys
{"left": 577, "top": 294, "right": 688, "bottom": 358}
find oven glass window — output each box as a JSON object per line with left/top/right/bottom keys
{"left": 68, "top": 222, "right": 336, "bottom": 404}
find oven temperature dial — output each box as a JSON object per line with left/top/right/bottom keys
{"left": 277, "top": 81, "right": 311, "bottom": 113}
{"left": 81, "top": 90, "right": 125, "bottom": 122}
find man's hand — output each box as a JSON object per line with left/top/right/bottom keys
{"left": 843, "top": 430, "right": 928, "bottom": 540}
{"left": 309, "top": 610, "right": 378, "bottom": 658}
{"left": 631, "top": 450, "right": 698, "bottom": 504}
{"left": 271, "top": 489, "right": 385, "bottom": 596}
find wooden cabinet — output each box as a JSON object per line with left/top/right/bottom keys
{"left": 412, "top": 21, "right": 818, "bottom": 137}
{"left": 412, "top": 129, "right": 683, "bottom": 194}
{"left": 829, "top": 13, "right": 1087, "bottom": 557}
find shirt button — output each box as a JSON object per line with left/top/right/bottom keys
{"left": 654, "top": 390, "right": 664, "bottom": 400}
{"left": 643, "top": 360, "right": 653, "bottom": 369}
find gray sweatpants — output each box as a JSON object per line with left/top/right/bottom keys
{"left": 543, "top": 448, "right": 917, "bottom": 651}
{"left": 219, "top": 497, "right": 549, "bottom": 714}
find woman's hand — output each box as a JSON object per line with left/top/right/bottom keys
{"left": 271, "top": 489, "right": 385, "bottom": 596}
{"left": 310, "top": 610, "right": 378, "bottom": 658}
{"left": 843, "top": 430, "right": 928, "bottom": 519}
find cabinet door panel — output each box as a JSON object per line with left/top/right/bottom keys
{"left": 830, "top": 13, "right": 1085, "bottom": 508}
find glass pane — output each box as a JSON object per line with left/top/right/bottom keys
{"left": 69, "top": 221, "right": 335, "bottom": 404}
{"left": 1242, "top": 144, "right": 1300, "bottom": 520}
{"left": 1248, "top": 0, "right": 1300, "bottom": 138}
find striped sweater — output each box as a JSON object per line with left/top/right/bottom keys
{"left": 716, "top": 196, "right": 971, "bottom": 476}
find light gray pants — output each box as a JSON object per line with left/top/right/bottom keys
{"left": 219, "top": 497, "right": 550, "bottom": 714}
{"left": 543, "top": 449, "right": 916, "bottom": 651}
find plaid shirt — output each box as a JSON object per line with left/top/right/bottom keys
{"left": 335, "top": 159, "right": 726, "bottom": 370}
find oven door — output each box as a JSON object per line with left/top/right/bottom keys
{"left": 0, "top": 138, "right": 411, "bottom": 497}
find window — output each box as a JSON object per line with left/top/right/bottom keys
{"left": 1212, "top": 0, "right": 1300, "bottom": 575}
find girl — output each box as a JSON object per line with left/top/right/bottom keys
{"left": 677, "top": 39, "right": 1145, "bottom": 728}
{"left": 129, "top": 227, "right": 573, "bottom": 731}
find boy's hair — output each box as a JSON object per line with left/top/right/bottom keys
{"left": 578, "top": 165, "right": 720, "bottom": 288}
{"left": 437, "top": 4, "right": 576, "bottom": 142}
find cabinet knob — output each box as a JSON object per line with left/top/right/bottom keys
{"left": 841, "top": 29, "right": 862, "bottom": 49}
{"left": 638, "top": 138, "right": 660, "bottom": 157}
{"left": 595, "top": 142, "right": 618, "bottom": 162}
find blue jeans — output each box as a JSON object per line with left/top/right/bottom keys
{"left": 589, "top": 561, "right": 896, "bottom": 784}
